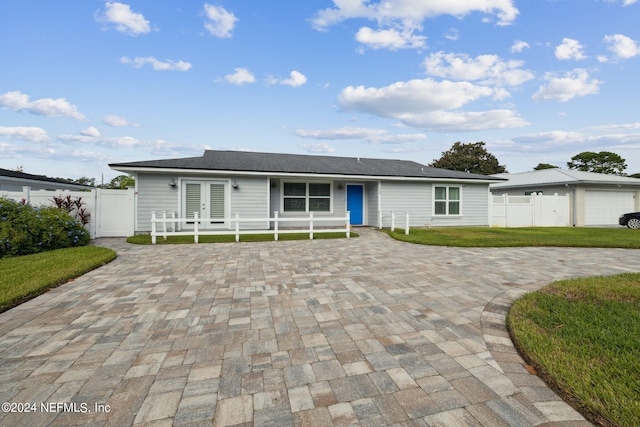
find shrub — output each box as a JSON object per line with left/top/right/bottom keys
{"left": 0, "top": 197, "right": 90, "bottom": 258}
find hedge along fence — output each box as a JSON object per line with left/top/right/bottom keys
{"left": 0, "top": 197, "right": 91, "bottom": 258}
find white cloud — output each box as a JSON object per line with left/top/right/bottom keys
{"left": 511, "top": 40, "right": 529, "bottom": 53}
{"left": 296, "top": 127, "right": 386, "bottom": 140}
{"left": 311, "top": 0, "right": 519, "bottom": 30}
{"left": 591, "top": 122, "right": 640, "bottom": 131}
{"left": 295, "top": 127, "right": 427, "bottom": 144}
{"left": 57, "top": 130, "right": 204, "bottom": 157}
{"left": 0, "top": 126, "right": 50, "bottom": 143}
{"left": 555, "top": 38, "right": 587, "bottom": 60}
{"left": 268, "top": 70, "right": 308, "bottom": 87}
{"left": 423, "top": 51, "right": 534, "bottom": 86}
{"left": 224, "top": 68, "right": 256, "bottom": 85}
{"left": 120, "top": 56, "right": 192, "bottom": 71}
{"left": 337, "top": 78, "right": 528, "bottom": 131}
{"left": 103, "top": 114, "right": 139, "bottom": 127}
{"left": 512, "top": 128, "right": 640, "bottom": 152}
{"left": 532, "top": 69, "right": 602, "bottom": 102}
{"left": 355, "top": 26, "right": 426, "bottom": 50}
{"left": 444, "top": 28, "right": 459, "bottom": 41}
{"left": 204, "top": 4, "right": 237, "bottom": 38}
{"left": 97, "top": 2, "right": 151, "bottom": 36}
{"left": 80, "top": 127, "right": 100, "bottom": 137}
{"left": 606, "top": 0, "right": 638, "bottom": 5}
{"left": 604, "top": 34, "right": 640, "bottom": 59}
{"left": 300, "top": 142, "right": 336, "bottom": 153}
{"left": 0, "top": 91, "right": 86, "bottom": 121}
{"left": 312, "top": 0, "right": 517, "bottom": 51}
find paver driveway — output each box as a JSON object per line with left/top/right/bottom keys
{"left": 1, "top": 228, "right": 639, "bottom": 426}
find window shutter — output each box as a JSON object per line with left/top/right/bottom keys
{"left": 210, "top": 184, "right": 225, "bottom": 220}
{"left": 185, "top": 183, "right": 200, "bottom": 219}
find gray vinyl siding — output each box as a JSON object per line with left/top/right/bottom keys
{"left": 230, "top": 177, "right": 269, "bottom": 230}
{"left": 429, "top": 183, "right": 490, "bottom": 227}
{"left": 135, "top": 174, "right": 269, "bottom": 232}
{"left": 136, "top": 173, "right": 180, "bottom": 232}
{"left": 270, "top": 179, "right": 348, "bottom": 228}
{"left": 365, "top": 181, "right": 378, "bottom": 226}
{"left": 379, "top": 181, "right": 431, "bottom": 227}
{"left": 377, "top": 181, "right": 491, "bottom": 228}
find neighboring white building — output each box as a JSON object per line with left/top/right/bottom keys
{"left": 491, "top": 169, "right": 640, "bottom": 226}
{"left": 110, "top": 150, "right": 505, "bottom": 233}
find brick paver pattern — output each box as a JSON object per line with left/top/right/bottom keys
{"left": 2, "top": 228, "right": 638, "bottom": 426}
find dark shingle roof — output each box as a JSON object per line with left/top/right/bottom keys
{"left": 110, "top": 150, "right": 503, "bottom": 181}
{"left": 0, "top": 168, "right": 93, "bottom": 188}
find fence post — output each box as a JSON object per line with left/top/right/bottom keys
{"left": 274, "top": 211, "right": 279, "bottom": 241}
{"left": 346, "top": 211, "right": 350, "bottom": 239}
{"left": 171, "top": 211, "right": 176, "bottom": 232}
{"left": 22, "top": 186, "right": 31, "bottom": 204}
{"left": 151, "top": 211, "right": 157, "bottom": 244}
{"left": 405, "top": 212, "right": 410, "bottom": 235}
{"left": 235, "top": 212, "right": 240, "bottom": 242}
{"left": 531, "top": 192, "right": 536, "bottom": 227}
{"left": 194, "top": 213, "right": 199, "bottom": 244}
{"left": 391, "top": 211, "right": 395, "bottom": 232}
{"left": 504, "top": 194, "right": 509, "bottom": 228}
{"left": 309, "top": 212, "right": 314, "bottom": 240}
{"left": 162, "top": 211, "right": 168, "bottom": 238}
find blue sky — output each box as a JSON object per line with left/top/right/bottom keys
{"left": 1, "top": 0, "right": 640, "bottom": 182}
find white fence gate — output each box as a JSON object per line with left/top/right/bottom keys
{"left": 490, "top": 193, "right": 571, "bottom": 227}
{"left": 0, "top": 186, "right": 135, "bottom": 238}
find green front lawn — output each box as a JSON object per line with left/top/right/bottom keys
{"left": 0, "top": 246, "right": 116, "bottom": 313}
{"left": 508, "top": 274, "right": 640, "bottom": 426}
{"left": 127, "top": 232, "right": 357, "bottom": 244}
{"left": 384, "top": 226, "right": 640, "bottom": 248}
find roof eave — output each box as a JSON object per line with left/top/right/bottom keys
{"left": 110, "top": 165, "right": 502, "bottom": 184}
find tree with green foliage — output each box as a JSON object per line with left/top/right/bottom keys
{"left": 55, "top": 176, "right": 96, "bottom": 187}
{"left": 567, "top": 151, "right": 627, "bottom": 175}
{"left": 106, "top": 175, "right": 135, "bottom": 189}
{"left": 533, "top": 163, "right": 559, "bottom": 170}
{"left": 429, "top": 142, "right": 507, "bottom": 175}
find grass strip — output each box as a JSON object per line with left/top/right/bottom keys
{"left": 384, "top": 227, "right": 640, "bottom": 248}
{"left": 507, "top": 273, "right": 640, "bottom": 426}
{"left": 0, "top": 246, "right": 116, "bottom": 313}
{"left": 127, "top": 232, "right": 357, "bottom": 245}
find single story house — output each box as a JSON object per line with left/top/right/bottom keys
{"left": 110, "top": 150, "right": 505, "bottom": 233}
{"left": 0, "top": 168, "right": 93, "bottom": 192}
{"left": 490, "top": 168, "right": 640, "bottom": 226}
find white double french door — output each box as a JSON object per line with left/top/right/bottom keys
{"left": 182, "top": 180, "right": 228, "bottom": 228}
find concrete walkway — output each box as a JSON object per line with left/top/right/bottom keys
{"left": 1, "top": 228, "right": 638, "bottom": 426}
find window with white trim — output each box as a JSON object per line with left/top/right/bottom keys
{"left": 434, "top": 186, "right": 460, "bottom": 215}
{"left": 283, "top": 182, "right": 331, "bottom": 212}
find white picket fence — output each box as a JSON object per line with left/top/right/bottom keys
{"left": 151, "top": 211, "right": 352, "bottom": 244}
{"left": 0, "top": 186, "right": 135, "bottom": 238}
{"left": 378, "top": 211, "right": 411, "bottom": 234}
{"left": 490, "top": 193, "right": 571, "bottom": 227}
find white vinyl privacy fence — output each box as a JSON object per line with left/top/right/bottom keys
{"left": 0, "top": 186, "right": 135, "bottom": 238}
{"left": 490, "top": 193, "right": 571, "bottom": 227}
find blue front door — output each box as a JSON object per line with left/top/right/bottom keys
{"left": 347, "top": 185, "right": 364, "bottom": 225}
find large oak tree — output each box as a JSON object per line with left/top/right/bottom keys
{"left": 429, "top": 142, "right": 507, "bottom": 175}
{"left": 567, "top": 151, "right": 627, "bottom": 175}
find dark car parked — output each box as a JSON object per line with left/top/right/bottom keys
{"left": 619, "top": 212, "right": 640, "bottom": 229}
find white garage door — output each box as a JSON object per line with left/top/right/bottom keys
{"left": 584, "top": 190, "right": 635, "bottom": 225}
